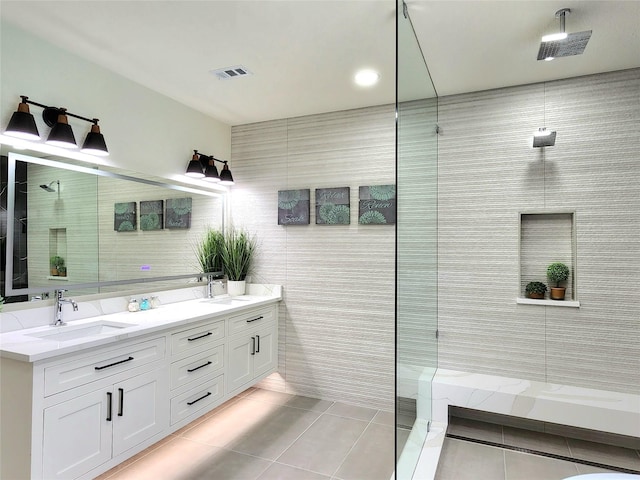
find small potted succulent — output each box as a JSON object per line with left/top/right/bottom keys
{"left": 525, "top": 281, "right": 547, "bottom": 299}
{"left": 547, "top": 262, "right": 570, "bottom": 300}
{"left": 50, "top": 256, "right": 65, "bottom": 276}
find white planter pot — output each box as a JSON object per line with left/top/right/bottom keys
{"left": 227, "top": 280, "right": 246, "bottom": 297}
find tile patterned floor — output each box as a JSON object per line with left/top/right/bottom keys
{"left": 96, "top": 388, "right": 395, "bottom": 480}
{"left": 435, "top": 416, "right": 640, "bottom": 480}
{"left": 97, "top": 390, "right": 640, "bottom": 480}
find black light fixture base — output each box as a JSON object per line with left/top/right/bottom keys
{"left": 42, "top": 107, "right": 64, "bottom": 127}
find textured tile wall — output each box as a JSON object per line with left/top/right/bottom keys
{"left": 231, "top": 106, "right": 396, "bottom": 410}
{"left": 28, "top": 165, "right": 99, "bottom": 288}
{"left": 230, "top": 68, "right": 639, "bottom": 410}
{"left": 397, "top": 99, "right": 438, "bottom": 370}
{"left": 438, "top": 69, "right": 640, "bottom": 394}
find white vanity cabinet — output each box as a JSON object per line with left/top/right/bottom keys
{"left": 227, "top": 306, "right": 278, "bottom": 393}
{"left": 42, "top": 367, "right": 168, "bottom": 479}
{"left": 39, "top": 336, "right": 168, "bottom": 480}
{"left": 0, "top": 298, "right": 280, "bottom": 480}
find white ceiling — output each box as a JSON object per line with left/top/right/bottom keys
{"left": 2, "top": 1, "right": 639, "bottom": 127}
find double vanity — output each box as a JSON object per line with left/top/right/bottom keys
{"left": 0, "top": 285, "right": 281, "bottom": 480}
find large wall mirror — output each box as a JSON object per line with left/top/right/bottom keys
{"left": 1, "top": 151, "right": 225, "bottom": 303}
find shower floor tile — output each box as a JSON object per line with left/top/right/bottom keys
{"left": 435, "top": 415, "right": 640, "bottom": 480}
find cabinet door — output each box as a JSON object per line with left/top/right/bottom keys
{"left": 43, "top": 389, "right": 112, "bottom": 480}
{"left": 112, "top": 368, "right": 169, "bottom": 456}
{"left": 253, "top": 325, "right": 277, "bottom": 378}
{"left": 227, "top": 334, "right": 253, "bottom": 392}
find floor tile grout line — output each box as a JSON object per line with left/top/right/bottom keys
{"left": 270, "top": 407, "right": 333, "bottom": 468}
{"left": 447, "top": 434, "right": 640, "bottom": 475}
{"left": 328, "top": 416, "right": 376, "bottom": 479}
{"left": 270, "top": 459, "right": 335, "bottom": 479}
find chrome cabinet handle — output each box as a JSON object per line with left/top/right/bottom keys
{"left": 251, "top": 337, "right": 256, "bottom": 355}
{"left": 256, "top": 335, "right": 260, "bottom": 353}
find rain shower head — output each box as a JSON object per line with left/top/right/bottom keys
{"left": 532, "top": 129, "right": 556, "bottom": 148}
{"left": 537, "top": 8, "right": 592, "bottom": 61}
{"left": 40, "top": 180, "right": 59, "bottom": 192}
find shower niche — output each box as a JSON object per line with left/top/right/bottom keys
{"left": 518, "top": 211, "right": 579, "bottom": 307}
{"left": 48, "top": 228, "right": 68, "bottom": 280}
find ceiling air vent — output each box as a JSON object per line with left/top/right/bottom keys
{"left": 210, "top": 65, "right": 252, "bottom": 80}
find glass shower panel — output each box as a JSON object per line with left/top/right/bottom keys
{"left": 396, "top": 0, "right": 438, "bottom": 478}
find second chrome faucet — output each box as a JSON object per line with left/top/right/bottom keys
{"left": 53, "top": 289, "right": 78, "bottom": 326}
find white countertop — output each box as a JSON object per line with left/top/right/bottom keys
{"left": 0, "top": 290, "right": 281, "bottom": 363}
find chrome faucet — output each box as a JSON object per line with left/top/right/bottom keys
{"left": 53, "top": 289, "right": 78, "bottom": 326}
{"left": 207, "top": 276, "right": 223, "bottom": 299}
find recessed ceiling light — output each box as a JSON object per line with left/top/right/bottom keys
{"left": 354, "top": 69, "right": 380, "bottom": 87}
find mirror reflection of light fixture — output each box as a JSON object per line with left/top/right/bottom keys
{"left": 3, "top": 95, "right": 109, "bottom": 156}
{"left": 532, "top": 128, "right": 557, "bottom": 147}
{"left": 185, "top": 150, "right": 235, "bottom": 185}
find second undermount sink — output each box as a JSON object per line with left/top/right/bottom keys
{"left": 28, "top": 320, "right": 137, "bottom": 342}
{"left": 201, "top": 295, "right": 254, "bottom": 306}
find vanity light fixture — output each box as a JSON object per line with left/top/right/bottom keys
{"left": 185, "top": 150, "right": 235, "bottom": 185}
{"left": 532, "top": 128, "right": 557, "bottom": 147}
{"left": 3, "top": 95, "right": 109, "bottom": 156}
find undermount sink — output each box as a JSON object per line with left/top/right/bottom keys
{"left": 201, "top": 295, "right": 253, "bottom": 305}
{"left": 28, "top": 321, "right": 137, "bottom": 342}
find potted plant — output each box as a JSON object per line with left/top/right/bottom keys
{"left": 50, "top": 256, "right": 64, "bottom": 276}
{"left": 525, "top": 281, "right": 547, "bottom": 299}
{"left": 57, "top": 266, "right": 67, "bottom": 277}
{"left": 547, "top": 262, "right": 570, "bottom": 300}
{"left": 221, "top": 228, "right": 256, "bottom": 296}
{"left": 195, "top": 228, "right": 225, "bottom": 277}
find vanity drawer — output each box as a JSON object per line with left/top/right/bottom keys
{"left": 170, "top": 345, "right": 224, "bottom": 390}
{"left": 228, "top": 306, "right": 275, "bottom": 336}
{"left": 170, "top": 374, "right": 224, "bottom": 425}
{"left": 44, "top": 337, "right": 166, "bottom": 396}
{"left": 171, "top": 319, "right": 224, "bottom": 356}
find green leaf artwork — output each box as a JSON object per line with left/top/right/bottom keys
{"left": 140, "top": 200, "right": 164, "bottom": 231}
{"left": 358, "top": 185, "right": 396, "bottom": 225}
{"left": 316, "top": 187, "right": 350, "bottom": 225}
{"left": 166, "top": 197, "right": 192, "bottom": 229}
{"left": 114, "top": 202, "right": 137, "bottom": 232}
{"left": 278, "top": 189, "right": 310, "bottom": 225}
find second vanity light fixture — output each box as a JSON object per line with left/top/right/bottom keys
{"left": 185, "top": 150, "right": 234, "bottom": 185}
{"left": 4, "top": 96, "right": 109, "bottom": 156}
